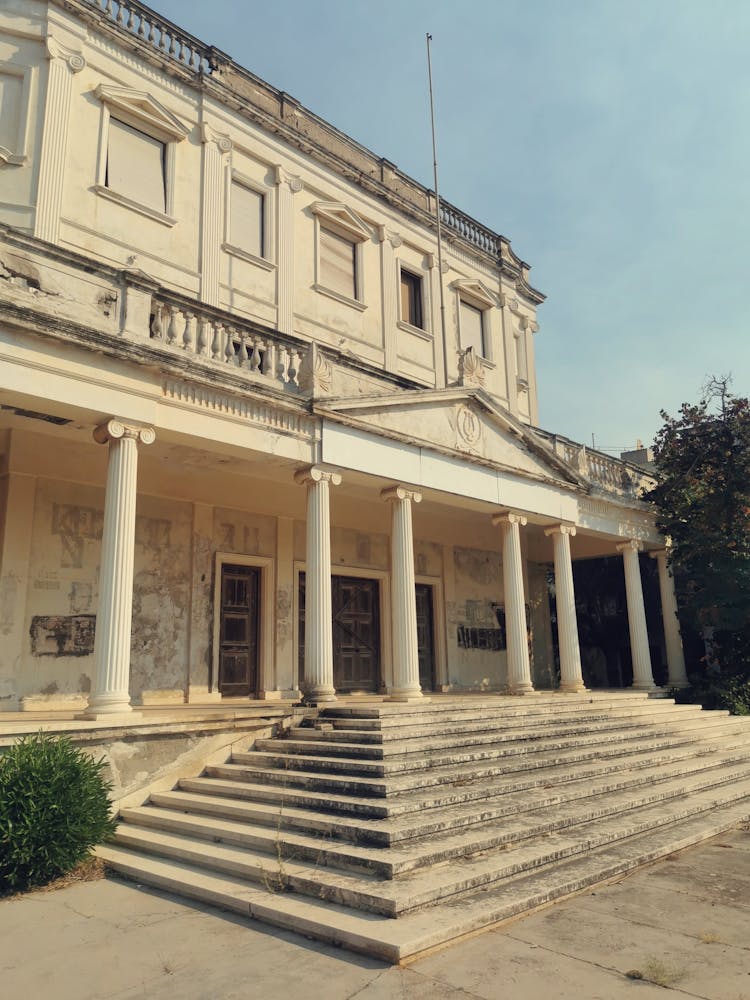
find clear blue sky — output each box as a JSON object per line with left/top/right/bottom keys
{"left": 154, "top": 0, "right": 750, "bottom": 453}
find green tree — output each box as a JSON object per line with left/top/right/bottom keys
{"left": 645, "top": 377, "right": 750, "bottom": 679}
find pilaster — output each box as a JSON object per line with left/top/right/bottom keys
{"left": 199, "top": 124, "right": 233, "bottom": 307}
{"left": 378, "top": 227, "right": 400, "bottom": 375}
{"left": 382, "top": 486, "right": 425, "bottom": 702}
{"left": 83, "top": 419, "right": 155, "bottom": 719}
{"left": 34, "top": 34, "right": 85, "bottom": 244}
{"left": 545, "top": 524, "right": 585, "bottom": 692}
{"left": 186, "top": 502, "right": 219, "bottom": 703}
{"left": 275, "top": 166, "right": 303, "bottom": 336}
{"left": 294, "top": 465, "right": 341, "bottom": 703}
{"left": 650, "top": 548, "right": 688, "bottom": 688}
{"left": 493, "top": 512, "right": 534, "bottom": 694}
{"left": 617, "top": 539, "right": 657, "bottom": 691}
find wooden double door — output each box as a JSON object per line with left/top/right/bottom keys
{"left": 299, "top": 574, "right": 436, "bottom": 694}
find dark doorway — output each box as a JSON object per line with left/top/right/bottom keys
{"left": 299, "top": 574, "right": 381, "bottom": 692}
{"left": 218, "top": 564, "right": 260, "bottom": 696}
{"left": 415, "top": 583, "right": 436, "bottom": 691}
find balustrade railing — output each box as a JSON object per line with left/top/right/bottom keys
{"left": 441, "top": 203, "right": 502, "bottom": 257}
{"left": 542, "top": 431, "right": 654, "bottom": 495}
{"left": 149, "top": 297, "right": 302, "bottom": 388}
{"left": 84, "top": 0, "right": 217, "bottom": 74}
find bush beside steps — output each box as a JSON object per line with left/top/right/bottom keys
{"left": 0, "top": 732, "right": 117, "bottom": 896}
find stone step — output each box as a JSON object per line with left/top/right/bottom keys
{"left": 231, "top": 718, "right": 749, "bottom": 783}
{"left": 262, "top": 710, "right": 732, "bottom": 760}
{"left": 320, "top": 692, "right": 656, "bottom": 723}
{"left": 156, "top": 746, "right": 750, "bottom": 846}
{"left": 98, "top": 796, "right": 750, "bottom": 964}
{"left": 109, "top": 778, "right": 750, "bottom": 917}
{"left": 324, "top": 700, "right": 704, "bottom": 733}
{"left": 303, "top": 702, "right": 710, "bottom": 742}
{"left": 120, "top": 760, "right": 750, "bottom": 879}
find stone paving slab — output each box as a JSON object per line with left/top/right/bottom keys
{"left": 2, "top": 827, "right": 749, "bottom": 999}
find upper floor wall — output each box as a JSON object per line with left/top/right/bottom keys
{"left": 0, "top": 0, "right": 544, "bottom": 423}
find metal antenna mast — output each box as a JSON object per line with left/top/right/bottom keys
{"left": 426, "top": 33, "right": 449, "bottom": 387}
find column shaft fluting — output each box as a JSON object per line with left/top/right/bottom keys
{"left": 295, "top": 467, "right": 341, "bottom": 703}
{"left": 87, "top": 421, "right": 154, "bottom": 716}
{"left": 618, "top": 540, "right": 656, "bottom": 690}
{"left": 546, "top": 525, "right": 585, "bottom": 692}
{"left": 383, "top": 487, "right": 423, "bottom": 700}
{"left": 652, "top": 550, "right": 688, "bottom": 687}
{"left": 494, "top": 513, "right": 534, "bottom": 694}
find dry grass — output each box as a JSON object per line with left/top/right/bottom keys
{"left": 625, "top": 957, "right": 685, "bottom": 988}
{"left": 1, "top": 856, "right": 107, "bottom": 901}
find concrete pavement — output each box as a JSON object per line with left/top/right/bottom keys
{"left": 1, "top": 828, "right": 748, "bottom": 1000}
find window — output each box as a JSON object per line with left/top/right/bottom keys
{"left": 459, "top": 300, "right": 485, "bottom": 356}
{"left": 93, "top": 85, "right": 189, "bottom": 225}
{"left": 399, "top": 269, "right": 423, "bottom": 329}
{"left": 320, "top": 225, "right": 357, "bottom": 300}
{"left": 105, "top": 118, "right": 166, "bottom": 213}
{"left": 229, "top": 180, "right": 264, "bottom": 258}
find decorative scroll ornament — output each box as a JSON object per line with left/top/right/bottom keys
{"left": 298, "top": 343, "right": 332, "bottom": 397}
{"left": 458, "top": 346, "right": 486, "bottom": 388}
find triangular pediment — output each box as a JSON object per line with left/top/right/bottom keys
{"left": 311, "top": 202, "right": 371, "bottom": 241}
{"left": 94, "top": 85, "right": 190, "bottom": 141}
{"left": 316, "top": 388, "right": 586, "bottom": 489}
{"left": 452, "top": 279, "right": 497, "bottom": 309}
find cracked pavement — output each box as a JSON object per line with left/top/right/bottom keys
{"left": 1, "top": 828, "right": 748, "bottom": 999}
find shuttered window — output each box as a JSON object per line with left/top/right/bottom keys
{"left": 459, "top": 300, "right": 485, "bottom": 356}
{"left": 400, "top": 270, "right": 423, "bottom": 328}
{"left": 105, "top": 118, "right": 166, "bottom": 212}
{"left": 320, "top": 226, "right": 357, "bottom": 300}
{"left": 230, "top": 181, "right": 264, "bottom": 257}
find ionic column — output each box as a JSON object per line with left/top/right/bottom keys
{"left": 294, "top": 466, "right": 341, "bottom": 703}
{"left": 650, "top": 549, "right": 688, "bottom": 688}
{"left": 84, "top": 420, "right": 155, "bottom": 718}
{"left": 617, "top": 540, "right": 656, "bottom": 690}
{"left": 493, "top": 512, "right": 534, "bottom": 694}
{"left": 545, "top": 524, "right": 585, "bottom": 692}
{"left": 382, "top": 486, "right": 424, "bottom": 701}
{"left": 35, "top": 36, "right": 85, "bottom": 244}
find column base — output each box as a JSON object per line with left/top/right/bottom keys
{"left": 631, "top": 681, "right": 657, "bottom": 692}
{"left": 559, "top": 681, "right": 587, "bottom": 693}
{"left": 302, "top": 687, "right": 337, "bottom": 706}
{"left": 667, "top": 678, "right": 690, "bottom": 689}
{"left": 77, "top": 709, "right": 143, "bottom": 723}
{"left": 80, "top": 693, "right": 137, "bottom": 718}
{"left": 386, "top": 690, "right": 430, "bottom": 703}
{"left": 506, "top": 683, "right": 537, "bottom": 696}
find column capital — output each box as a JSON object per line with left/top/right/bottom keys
{"left": 200, "top": 123, "right": 233, "bottom": 153}
{"left": 648, "top": 548, "right": 669, "bottom": 562}
{"left": 93, "top": 419, "right": 155, "bottom": 446}
{"left": 616, "top": 539, "right": 643, "bottom": 554}
{"left": 294, "top": 465, "right": 342, "bottom": 488}
{"left": 492, "top": 511, "right": 527, "bottom": 529}
{"left": 381, "top": 485, "right": 422, "bottom": 504}
{"left": 46, "top": 36, "right": 86, "bottom": 73}
{"left": 544, "top": 523, "right": 577, "bottom": 538}
{"left": 274, "top": 164, "right": 304, "bottom": 193}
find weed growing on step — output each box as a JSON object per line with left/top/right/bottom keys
{"left": 0, "top": 733, "right": 117, "bottom": 895}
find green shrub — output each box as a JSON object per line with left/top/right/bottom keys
{"left": 672, "top": 673, "right": 750, "bottom": 716}
{"left": 0, "top": 732, "right": 118, "bottom": 895}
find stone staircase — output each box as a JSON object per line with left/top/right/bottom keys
{"left": 98, "top": 693, "right": 750, "bottom": 963}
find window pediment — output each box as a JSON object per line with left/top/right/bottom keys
{"left": 452, "top": 279, "right": 496, "bottom": 310}
{"left": 94, "top": 85, "right": 189, "bottom": 142}
{"left": 311, "top": 201, "right": 371, "bottom": 241}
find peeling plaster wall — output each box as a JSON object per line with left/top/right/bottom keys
{"left": 20, "top": 479, "right": 191, "bottom": 705}
{"left": 450, "top": 546, "right": 507, "bottom": 691}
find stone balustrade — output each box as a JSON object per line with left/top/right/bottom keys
{"left": 83, "top": 0, "right": 218, "bottom": 74}
{"left": 149, "top": 294, "right": 304, "bottom": 389}
{"left": 542, "top": 431, "right": 656, "bottom": 497}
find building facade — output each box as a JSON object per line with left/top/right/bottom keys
{"left": 0, "top": 0, "right": 687, "bottom": 716}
